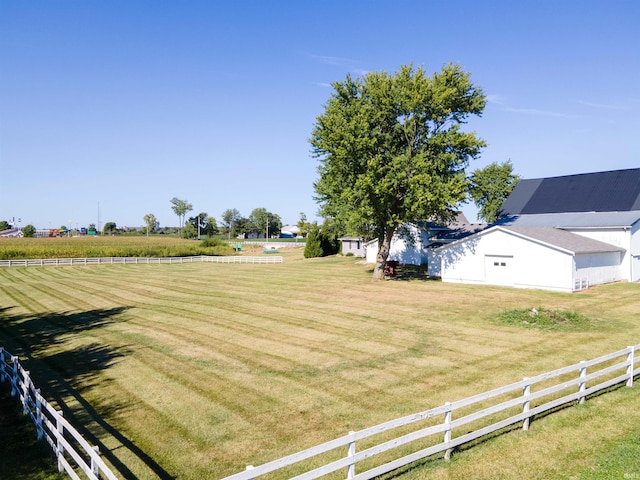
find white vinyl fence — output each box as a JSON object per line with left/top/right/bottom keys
{"left": 2, "top": 342, "right": 637, "bottom": 480}
{"left": 0, "top": 347, "right": 118, "bottom": 480}
{"left": 223, "top": 344, "right": 639, "bottom": 480}
{"left": 0, "top": 255, "right": 283, "bottom": 268}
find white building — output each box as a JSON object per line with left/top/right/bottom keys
{"left": 429, "top": 168, "right": 640, "bottom": 291}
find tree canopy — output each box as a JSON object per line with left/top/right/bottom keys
{"left": 103, "top": 222, "right": 117, "bottom": 234}
{"left": 311, "top": 63, "right": 487, "bottom": 279}
{"left": 247, "top": 208, "right": 281, "bottom": 238}
{"left": 468, "top": 161, "right": 520, "bottom": 223}
{"left": 186, "top": 212, "right": 218, "bottom": 238}
{"left": 170, "top": 197, "right": 193, "bottom": 238}
{"left": 143, "top": 213, "right": 159, "bottom": 235}
{"left": 22, "top": 224, "right": 36, "bottom": 237}
{"left": 221, "top": 208, "right": 242, "bottom": 239}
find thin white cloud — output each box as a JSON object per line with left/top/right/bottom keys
{"left": 307, "top": 53, "right": 358, "bottom": 67}
{"left": 502, "top": 107, "right": 582, "bottom": 119}
{"left": 486, "top": 93, "right": 505, "bottom": 105}
{"left": 306, "top": 52, "right": 369, "bottom": 77}
{"left": 577, "top": 99, "right": 629, "bottom": 110}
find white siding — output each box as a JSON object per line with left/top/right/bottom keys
{"left": 566, "top": 227, "right": 632, "bottom": 280}
{"left": 573, "top": 252, "right": 623, "bottom": 288}
{"left": 365, "top": 225, "right": 430, "bottom": 265}
{"left": 365, "top": 240, "right": 378, "bottom": 264}
{"left": 427, "top": 249, "right": 441, "bottom": 277}
{"left": 632, "top": 222, "right": 640, "bottom": 282}
{"left": 439, "top": 229, "right": 578, "bottom": 292}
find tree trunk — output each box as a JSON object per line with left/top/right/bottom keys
{"left": 372, "top": 226, "right": 395, "bottom": 281}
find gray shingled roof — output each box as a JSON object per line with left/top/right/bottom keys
{"left": 500, "top": 168, "right": 640, "bottom": 215}
{"left": 499, "top": 226, "right": 625, "bottom": 254}
{"left": 436, "top": 225, "right": 626, "bottom": 254}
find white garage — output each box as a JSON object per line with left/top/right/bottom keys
{"left": 431, "top": 226, "right": 625, "bottom": 292}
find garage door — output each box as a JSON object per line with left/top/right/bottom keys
{"left": 485, "top": 255, "right": 514, "bottom": 286}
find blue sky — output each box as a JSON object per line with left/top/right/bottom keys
{"left": 1, "top": 1, "right": 639, "bottom": 230}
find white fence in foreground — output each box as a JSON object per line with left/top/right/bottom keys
{"left": 0, "top": 255, "right": 283, "bottom": 268}
{"left": 223, "top": 344, "right": 639, "bottom": 480}
{"left": 0, "top": 347, "right": 118, "bottom": 480}
{"left": 2, "top": 341, "right": 637, "bottom": 480}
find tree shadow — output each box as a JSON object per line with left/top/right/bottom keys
{"left": 0, "top": 306, "right": 175, "bottom": 479}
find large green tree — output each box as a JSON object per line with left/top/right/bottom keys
{"left": 103, "top": 222, "right": 117, "bottom": 235}
{"left": 247, "top": 208, "right": 282, "bottom": 238}
{"left": 170, "top": 197, "right": 193, "bottom": 238}
{"left": 187, "top": 212, "right": 219, "bottom": 238}
{"left": 21, "top": 224, "right": 36, "bottom": 237}
{"left": 311, "top": 63, "right": 487, "bottom": 280}
{"left": 468, "top": 160, "right": 520, "bottom": 223}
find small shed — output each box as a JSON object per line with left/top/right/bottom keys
{"left": 339, "top": 237, "right": 366, "bottom": 257}
{"left": 432, "top": 226, "right": 626, "bottom": 292}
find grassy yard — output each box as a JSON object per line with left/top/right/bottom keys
{"left": 0, "top": 247, "right": 639, "bottom": 479}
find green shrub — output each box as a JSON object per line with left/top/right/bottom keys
{"left": 200, "top": 238, "right": 224, "bottom": 248}
{"left": 304, "top": 226, "right": 324, "bottom": 258}
{"left": 496, "top": 307, "right": 596, "bottom": 331}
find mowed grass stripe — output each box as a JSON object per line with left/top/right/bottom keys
{"left": 1, "top": 253, "right": 639, "bottom": 479}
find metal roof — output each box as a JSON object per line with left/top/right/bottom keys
{"left": 495, "top": 210, "right": 640, "bottom": 228}
{"left": 500, "top": 168, "right": 640, "bottom": 215}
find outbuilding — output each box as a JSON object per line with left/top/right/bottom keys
{"left": 432, "top": 225, "right": 625, "bottom": 292}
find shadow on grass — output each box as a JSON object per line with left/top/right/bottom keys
{"left": 385, "top": 264, "right": 437, "bottom": 282}
{"left": 0, "top": 384, "right": 66, "bottom": 480}
{"left": 0, "top": 305, "right": 175, "bottom": 480}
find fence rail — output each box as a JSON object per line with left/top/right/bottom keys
{"left": 2, "top": 340, "right": 637, "bottom": 480}
{"left": 0, "top": 255, "right": 283, "bottom": 268}
{"left": 0, "top": 347, "right": 118, "bottom": 480}
{"left": 223, "top": 344, "right": 639, "bottom": 480}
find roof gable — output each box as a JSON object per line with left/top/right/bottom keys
{"left": 500, "top": 168, "right": 640, "bottom": 215}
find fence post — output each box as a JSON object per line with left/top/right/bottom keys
{"left": 444, "top": 402, "right": 452, "bottom": 461}
{"left": 522, "top": 377, "right": 531, "bottom": 431}
{"left": 347, "top": 430, "right": 356, "bottom": 479}
{"left": 91, "top": 445, "right": 100, "bottom": 476}
{"left": 245, "top": 465, "right": 254, "bottom": 480}
{"left": 11, "top": 356, "right": 20, "bottom": 397}
{"left": 35, "top": 389, "right": 43, "bottom": 439}
{"left": 578, "top": 361, "right": 587, "bottom": 404}
{"left": 56, "top": 411, "right": 64, "bottom": 472}
{"left": 627, "top": 346, "right": 635, "bottom": 388}
{"left": 22, "top": 370, "right": 30, "bottom": 415}
{"left": 0, "top": 346, "right": 4, "bottom": 383}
